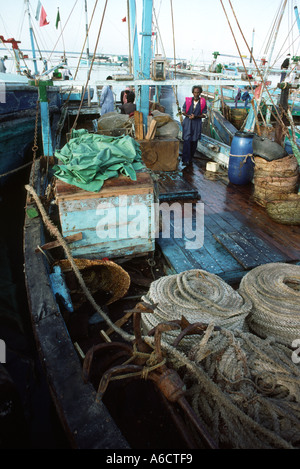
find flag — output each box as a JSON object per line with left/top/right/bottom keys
{"left": 122, "top": 17, "right": 126, "bottom": 22}
{"left": 35, "top": 0, "right": 42, "bottom": 21}
{"left": 39, "top": 6, "right": 49, "bottom": 27}
{"left": 56, "top": 9, "right": 61, "bottom": 29}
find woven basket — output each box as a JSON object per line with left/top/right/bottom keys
{"left": 58, "top": 258, "right": 130, "bottom": 305}
{"left": 254, "top": 154, "right": 299, "bottom": 173}
{"left": 253, "top": 184, "right": 299, "bottom": 207}
{"left": 266, "top": 194, "right": 300, "bottom": 225}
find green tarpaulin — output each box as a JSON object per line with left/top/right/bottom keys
{"left": 53, "top": 129, "right": 145, "bottom": 192}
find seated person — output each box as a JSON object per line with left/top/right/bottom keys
{"left": 120, "top": 91, "right": 136, "bottom": 115}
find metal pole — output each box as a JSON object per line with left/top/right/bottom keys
{"left": 26, "top": 0, "right": 38, "bottom": 76}
{"left": 140, "top": 0, "right": 153, "bottom": 129}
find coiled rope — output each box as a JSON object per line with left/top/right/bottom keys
{"left": 141, "top": 270, "right": 252, "bottom": 351}
{"left": 174, "top": 326, "right": 300, "bottom": 449}
{"left": 239, "top": 263, "right": 300, "bottom": 347}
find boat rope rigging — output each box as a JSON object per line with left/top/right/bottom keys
{"left": 46, "top": 0, "right": 79, "bottom": 65}
{"left": 61, "top": 0, "right": 99, "bottom": 110}
{"left": 221, "top": 0, "right": 292, "bottom": 140}
{"left": 169, "top": 0, "right": 182, "bottom": 124}
{"left": 71, "top": 0, "right": 109, "bottom": 132}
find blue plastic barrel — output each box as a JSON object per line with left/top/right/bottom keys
{"left": 229, "top": 131, "right": 255, "bottom": 184}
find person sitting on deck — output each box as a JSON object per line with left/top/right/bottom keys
{"left": 241, "top": 90, "right": 251, "bottom": 107}
{"left": 181, "top": 85, "right": 207, "bottom": 167}
{"left": 120, "top": 91, "right": 136, "bottom": 116}
{"left": 100, "top": 76, "right": 114, "bottom": 115}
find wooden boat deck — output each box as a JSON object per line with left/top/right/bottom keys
{"left": 156, "top": 153, "right": 300, "bottom": 285}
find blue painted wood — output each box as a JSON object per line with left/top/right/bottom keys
{"left": 56, "top": 174, "right": 155, "bottom": 260}
{"left": 40, "top": 101, "right": 53, "bottom": 156}
{"left": 139, "top": 0, "right": 153, "bottom": 129}
{"left": 129, "top": 0, "right": 140, "bottom": 79}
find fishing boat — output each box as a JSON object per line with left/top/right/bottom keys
{"left": 15, "top": 0, "right": 300, "bottom": 450}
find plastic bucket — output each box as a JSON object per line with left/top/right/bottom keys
{"left": 229, "top": 131, "right": 255, "bottom": 184}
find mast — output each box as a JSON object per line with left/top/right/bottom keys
{"left": 25, "top": 0, "right": 38, "bottom": 76}
{"left": 244, "top": 0, "right": 288, "bottom": 132}
{"left": 127, "top": 0, "right": 132, "bottom": 74}
{"left": 128, "top": 0, "right": 140, "bottom": 79}
{"left": 84, "top": 0, "right": 90, "bottom": 65}
{"left": 139, "top": 0, "right": 153, "bottom": 129}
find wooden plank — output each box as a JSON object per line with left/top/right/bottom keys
{"left": 158, "top": 172, "right": 199, "bottom": 200}
{"left": 35, "top": 232, "right": 83, "bottom": 252}
{"left": 145, "top": 119, "right": 157, "bottom": 140}
{"left": 134, "top": 111, "right": 144, "bottom": 139}
{"left": 157, "top": 236, "right": 193, "bottom": 273}
{"left": 213, "top": 232, "right": 262, "bottom": 269}
{"left": 218, "top": 211, "right": 288, "bottom": 263}
{"left": 55, "top": 171, "right": 154, "bottom": 201}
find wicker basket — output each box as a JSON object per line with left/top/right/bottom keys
{"left": 253, "top": 154, "right": 299, "bottom": 207}
{"left": 265, "top": 193, "right": 300, "bottom": 225}
{"left": 57, "top": 258, "right": 131, "bottom": 306}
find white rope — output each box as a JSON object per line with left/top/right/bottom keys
{"left": 239, "top": 263, "right": 300, "bottom": 347}
{"left": 141, "top": 270, "right": 252, "bottom": 351}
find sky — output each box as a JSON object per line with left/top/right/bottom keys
{"left": 0, "top": 0, "right": 299, "bottom": 70}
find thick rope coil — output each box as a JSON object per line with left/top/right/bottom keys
{"left": 238, "top": 263, "right": 300, "bottom": 347}
{"left": 141, "top": 270, "right": 252, "bottom": 351}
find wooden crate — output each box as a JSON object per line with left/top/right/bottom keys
{"left": 55, "top": 171, "right": 155, "bottom": 260}
{"left": 137, "top": 138, "right": 179, "bottom": 171}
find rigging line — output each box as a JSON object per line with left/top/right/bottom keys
{"left": 73, "top": 0, "right": 99, "bottom": 80}
{"left": 71, "top": 0, "right": 109, "bottom": 132}
{"left": 46, "top": 0, "right": 79, "bottom": 63}
{"left": 271, "top": 21, "right": 299, "bottom": 66}
{"left": 63, "top": 0, "right": 99, "bottom": 110}
{"left": 153, "top": 7, "right": 166, "bottom": 58}
{"left": 263, "top": 1, "right": 282, "bottom": 58}
{"left": 170, "top": 0, "right": 176, "bottom": 79}
{"left": 169, "top": 0, "right": 182, "bottom": 124}
{"left": 219, "top": 0, "right": 266, "bottom": 125}
{"left": 225, "top": 0, "right": 287, "bottom": 130}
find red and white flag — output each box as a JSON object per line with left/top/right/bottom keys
{"left": 39, "top": 6, "right": 49, "bottom": 27}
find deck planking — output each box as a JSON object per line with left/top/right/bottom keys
{"left": 157, "top": 153, "right": 300, "bottom": 285}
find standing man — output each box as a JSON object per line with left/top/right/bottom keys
{"left": 100, "top": 76, "right": 114, "bottom": 115}
{"left": 280, "top": 54, "right": 290, "bottom": 82}
{"left": 181, "top": 86, "right": 207, "bottom": 166}
{"left": 0, "top": 56, "right": 7, "bottom": 73}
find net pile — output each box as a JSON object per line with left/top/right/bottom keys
{"left": 169, "top": 326, "right": 300, "bottom": 449}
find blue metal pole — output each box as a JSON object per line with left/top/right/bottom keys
{"left": 294, "top": 6, "right": 300, "bottom": 33}
{"left": 128, "top": 0, "right": 140, "bottom": 79}
{"left": 26, "top": 0, "right": 38, "bottom": 76}
{"left": 140, "top": 0, "right": 153, "bottom": 130}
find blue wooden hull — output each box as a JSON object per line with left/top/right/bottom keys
{"left": 0, "top": 84, "right": 61, "bottom": 187}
